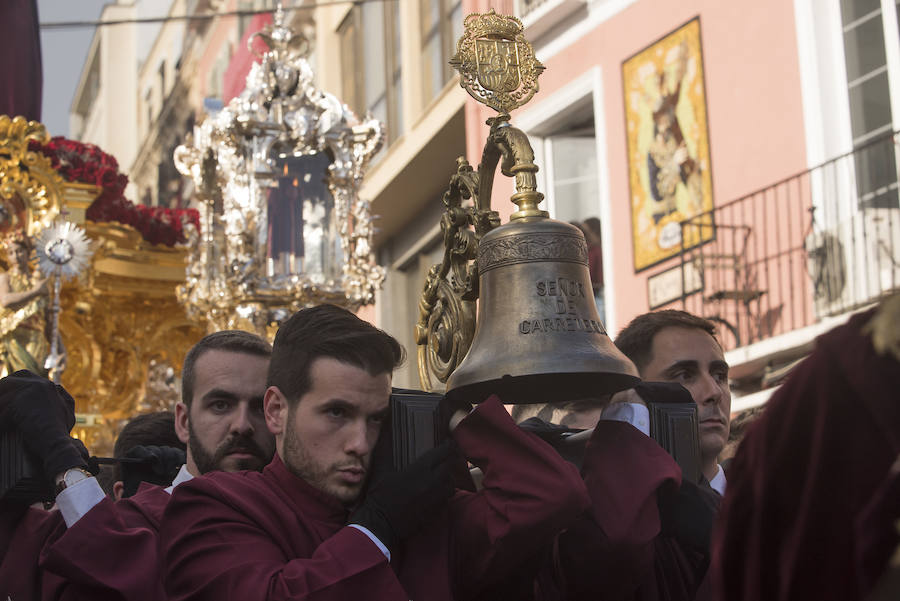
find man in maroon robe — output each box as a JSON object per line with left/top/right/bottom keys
{"left": 161, "top": 304, "right": 590, "bottom": 600}
{"left": 0, "top": 329, "right": 275, "bottom": 600}
{"left": 614, "top": 310, "right": 731, "bottom": 493}
{"left": 522, "top": 310, "right": 725, "bottom": 600}
{"left": 712, "top": 297, "right": 900, "bottom": 601}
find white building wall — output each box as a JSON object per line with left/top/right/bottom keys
{"left": 71, "top": 3, "right": 139, "bottom": 190}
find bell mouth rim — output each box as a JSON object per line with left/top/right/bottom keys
{"left": 445, "top": 372, "right": 641, "bottom": 405}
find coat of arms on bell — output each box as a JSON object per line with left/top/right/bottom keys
{"left": 476, "top": 39, "right": 521, "bottom": 93}
{"left": 450, "top": 10, "right": 544, "bottom": 115}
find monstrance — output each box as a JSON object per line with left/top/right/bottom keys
{"left": 35, "top": 221, "right": 92, "bottom": 383}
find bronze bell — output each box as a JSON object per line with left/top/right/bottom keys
{"left": 419, "top": 9, "right": 640, "bottom": 404}
{"left": 445, "top": 214, "right": 640, "bottom": 404}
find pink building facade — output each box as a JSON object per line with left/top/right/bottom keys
{"left": 460, "top": 0, "right": 900, "bottom": 406}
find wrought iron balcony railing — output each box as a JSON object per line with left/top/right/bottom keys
{"left": 676, "top": 130, "right": 900, "bottom": 351}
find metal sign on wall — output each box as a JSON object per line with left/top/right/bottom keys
{"left": 647, "top": 259, "right": 703, "bottom": 309}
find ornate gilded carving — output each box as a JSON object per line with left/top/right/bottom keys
{"left": 64, "top": 294, "right": 205, "bottom": 454}
{"left": 478, "top": 232, "right": 587, "bottom": 273}
{"left": 449, "top": 9, "right": 545, "bottom": 115}
{"left": 0, "top": 115, "right": 64, "bottom": 237}
{"left": 415, "top": 158, "right": 500, "bottom": 391}
{"left": 59, "top": 221, "right": 206, "bottom": 454}
{"left": 0, "top": 116, "right": 65, "bottom": 381}
{"left": 0, "top": 119, "right": 204, "bottom": 455}
{"left": 0, "top": 234, "right": 51, "bottom": 379}
{"left": 175, "top": 6, "right": 385, "bottom": 333}
{"left": 0, "top": 218, "right": 206, "bottom": 455}
{"left": 139, "top": 359, "right": 180, "bottom": 413}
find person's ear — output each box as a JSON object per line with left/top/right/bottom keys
{"left": 113, "top": 480, "right": 125, "bottom": 501}
{"left": 174, "top": 401, "right": 190, "bottom": 445}
{"left": 264, "top": 386, "right": 288, "bottom": 436}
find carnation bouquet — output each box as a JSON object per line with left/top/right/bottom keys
{"left": 30, "top": 137, "right": 200, "bottom": 246}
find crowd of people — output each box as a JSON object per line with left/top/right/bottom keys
{"left": 0, "top": 296, "right": 897, "bottom": 600}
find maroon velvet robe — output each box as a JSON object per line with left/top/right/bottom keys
{"left": 1, "top": 505, "right": 63, "bottom": 600}
{"left": 553, "top": 420, "right": 716, "bottom": 601}
{"left": 161, "top": 396, "right": 590, "bottom": 601}
{"left": 41, "top": 483, "right": 171, "bottom": 600}
{"left": 1, "top": 480, "right": 173, "bottom": 600}
{"left": 712, "top": 307, "right": 900, "bottom": 601}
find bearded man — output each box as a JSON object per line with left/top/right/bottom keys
{"left": 0, "top": 330, "right": 274, "bottom": 600}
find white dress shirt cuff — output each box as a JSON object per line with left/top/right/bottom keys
{"left": 600, "top": 402, "right": 651, "bottom": 436}
{"left": 56, "top": 476, "right": 106, "bottom": 527}
{"left": 164, "top": 463, "right": 194, "bottom": 495}
{"left": 348, "top": 524, "right": 391, "bottom": 561}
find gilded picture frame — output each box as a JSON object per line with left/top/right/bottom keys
{"left": 623, "top": 17, "right": 715, "bottom": 272}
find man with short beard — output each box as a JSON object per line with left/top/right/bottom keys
{"left": 0, "top": 330, "right": 274, "bottom": 600}
{"left": 173, "top": 330, "right": 276, "bottom": 482}
{"left": 161, "top": 304, "right": 590, "bottom": 601}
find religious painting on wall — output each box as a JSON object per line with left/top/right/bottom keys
{"left": 623, "top": 17, "right": 715, "bottom": 272}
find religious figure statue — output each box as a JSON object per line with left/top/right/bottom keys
{"left": 0, "top": 232, "right": 52, "bottom": 377}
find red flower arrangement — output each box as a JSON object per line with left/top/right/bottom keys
{"left": 31, "top": 137, "right": 200, "bottom": 247}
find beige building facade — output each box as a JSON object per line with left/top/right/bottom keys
{"left": 71, "top": 0, "right": 282, "bottom": 209}
{"left": 312, "top": 0, "right": 470, "bottom": 388}
{"left": 69, "top": 1, "right": 141, "bottom": 196}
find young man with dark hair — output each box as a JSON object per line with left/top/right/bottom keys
{"left": 614, "top": 309, "right": 731, "bottom": 489}
{"left": 111, "top": 410, "right": 185, "bottom": 500}
{"left": 263, "top": 304, "right": 404, "bottom": 509}
{"left": 547, "top": 309, "right": 727, "bottom": 601}
{"left": 162, "top": 304, "right": 589, "bottom": 601}
{"left": 0, "top": 329, "right": 275, "bottom": 600}
{"left": 614, "top": 309, "right": 716, "bottom": 372}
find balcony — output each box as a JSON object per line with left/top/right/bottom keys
{"left": 673, "top": 131, "right": 900, "bottom": 361}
